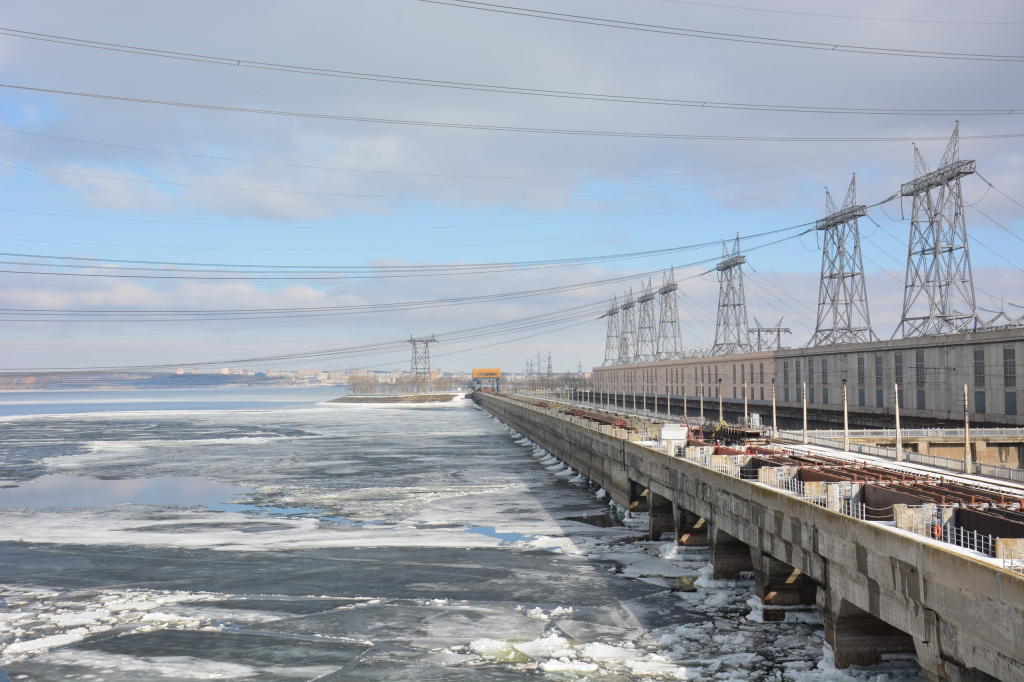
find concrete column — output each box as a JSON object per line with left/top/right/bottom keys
{"left": 915, "top": 635, "right": 1000, "bottom": 682}
{"left": 648, "top": 491, "right": 674, "bottom": 541}
{"left": 818, "top": 590, "right": 915, "bottom": 668}
{"left": 750, "top": 551, "right": 817, "bottom": 621}
{"left": 674, "top": 506, "right": 708, "bottom": 546}
{"left": 709, "top": 527, "right": 754, "bottom": 580}
{"left": 628, "top": 480, "right": 649, "bottom": 513}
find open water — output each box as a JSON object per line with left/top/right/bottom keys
{"left": 0, "top": 388, "right": 924, "bottom": 680}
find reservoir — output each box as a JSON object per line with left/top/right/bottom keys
{"left": 0, "top": 388, "right": 923, "bottom": 680}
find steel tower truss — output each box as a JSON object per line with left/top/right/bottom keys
{"left": 656, "top": 268, "right": 685, "bottom": 359}
{"left": 810, "top": 175, "right": 877, "bottom": 346}
{"left": 634, "top": 279, "right": 658, "bottom": 363}
{"left": 712, "top": 237, "right": 752, "bottom": 355}
{"left": 894, "top": 123, "right": 980, "bottom": 338}
{"left": 408, "top": 335, "right": 436, "bottom": 379}
{"left": 600, "top": 297, "right": 621, "bottom": 366}
{"left": 751, "top": 317, "right": 791, "bottom": 352}
{"left": 618, "top": 288, "right": 637, "bottom": 365}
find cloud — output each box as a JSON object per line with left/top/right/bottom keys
{"left": 1, "top": 0, "right": 1022, "bottom": 370}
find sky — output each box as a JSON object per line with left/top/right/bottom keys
{"left": 1, "top": 0, "right": 1023, "bottom": 374}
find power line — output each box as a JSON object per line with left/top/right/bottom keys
{"left": 975, "top": 171, "right": 1024, "bottom": 212}
{"left": 645, "top": 0, "right": 1024, "bottom": 26}
{"left": 0, "top": 230, "right": 818, "bottom": 321}
{"left": 0, "top": 126, "right": 932, "bottom": 182}
{"left": 417, "top": 0, "right": 1024, "bottom": 63}
{"left": 5, "top": 84, "right": 1023, "bottom": 143}
{"left": 0, "top": 147, "right": 897, "bottom": 202}
{"left": 2, "top": 27, "right": 1020, "bottom": 114}
{"left": 0, "top": 221, "right": 806, "bottom": 277}
{"left": 0, "top": 304, "right": 602, "bottom": 372}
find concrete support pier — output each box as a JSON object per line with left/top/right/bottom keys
{"left": 674, "top": 508, "right": 708, "bottom": 546}
{"left": 751, "top": 552, "right": 816, "bottom": 621}
{"left": 708, "top": 527, "right": 754, "bottom": 580}
{"left": 475, "top": 393, "right": 1024, "bottom": 681}
{"left": 648, "top": 491, "right": 675, "bottom": 541}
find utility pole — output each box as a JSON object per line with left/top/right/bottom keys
{"left": 802, "top": 381, "right": 808, "bottom": 444}
{"left": 964, "top": 383, "right": 972, "bottom": 472}
{"left": 743, "top": 380, "right": 748, "bottom": 426}
{"left": 718, "top": 378, "right": 724, "bottom": 424}
{"left": 699, "top": 381, "right": 704, "bottom": 424}
{"left": 771, "top": 379, "right": 777, "bottom": 437}
{"left": 895, "top": 382, "right": 903, "bottom": 461}
{"left": 843, "top": 379, "right": 850, "bottom": 452}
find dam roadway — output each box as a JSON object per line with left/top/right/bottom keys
{"left": 474, "top": 391, "right": 1024, "bottom": 682}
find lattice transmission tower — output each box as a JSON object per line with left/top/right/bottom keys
{"left": 634, "top": 279, "right": 658, "bottom": 363}
{"left": 599, "top": 296, "right": 621, "bottom": 366}
{"left": 810, "top": 174, "right": 877, "bottom": 346}
{"left": 894, "top": 123, "right": 981, "bottom": 338}
{"left": 751, "top": 317, "right": 791, "bottom": 352}
{"left": 712, "top": 237, "right": 752, "bottom": 355}
{"left": 408, "top": 335, "right": 436, "bottom": 386}
{"left": 656, "top": 268, "right": 684, "bottom": 359}
{"left": 618, "top": 289, "right": 637, "bottom": 364}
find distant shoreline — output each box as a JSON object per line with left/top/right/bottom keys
{"left": 328, "top": 393, "right": 463, "bottom": 404}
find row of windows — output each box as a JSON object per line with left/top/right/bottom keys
{"left": 782, "top": 347, "right": 1019, "bottom": 391}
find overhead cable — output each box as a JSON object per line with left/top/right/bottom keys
{"left": 2, "top": 27, "right": 1021, "bottom": 111}
{"left": 417, "top": 1, "right": 1024, "bottom": 63}
{"left": 4, "top": 84, "right": 1022, "bottom": 143}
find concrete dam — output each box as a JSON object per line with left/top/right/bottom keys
{"left": 473, "top": 391, "right": 1024, "bottom": 682}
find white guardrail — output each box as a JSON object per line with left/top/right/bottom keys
{"left": 775, "top": 430, "right": 1024, "bottom": 483}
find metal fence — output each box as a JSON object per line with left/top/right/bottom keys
{"left": 807, "top": 427, "right": 1024, "bottom": 440}
{"left": 1003, "top": 546, "right": 1024, "bottom": 576}
{"left": 976, "top": 462, "right": 1024, "bottom": 483}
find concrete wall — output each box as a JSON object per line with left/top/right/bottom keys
{"left": 774, "top": 327, "right": 1024, "bottom": 427}
{"left": 592, "top": 327, "right": 1024, "bottom": 428}
{"left": 593, "top": 350, "right": 775, "bottom": 404}
{"left": 477, "top": 393, "right": 1024, "bottom": 682}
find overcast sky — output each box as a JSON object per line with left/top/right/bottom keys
{"left": 2, "top": 0, "right": 1023, "bottom": 373}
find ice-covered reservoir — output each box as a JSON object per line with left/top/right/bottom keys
{"left": 0, "top": 388, "right": 923, "bottom": 680}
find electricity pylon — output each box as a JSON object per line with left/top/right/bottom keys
{"left": 810, "top": 174, "right": 877, "bottom": 346}
{"left": 712, "top": 237, "right": 752, "bottom": 355}
{"left": 618, "top": 288, "right": 637, "bottom": 364}
{"left": 600, "top": 296, "right": 621, "bottom": 366}
{"left": 656, "top": 268, "right": 684, "bottom": 359}
{"left": 894, "top": 123, "right": 981, "bottom": 338}
{"left": 408, "top": 335, "right": 436, "bottom": 389}
{"left": 634, "top": 279, "right": 658, "bottom": 363}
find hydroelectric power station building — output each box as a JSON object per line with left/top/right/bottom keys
{"left": 593, "top": 126, "right": 1024, "bottom": 433}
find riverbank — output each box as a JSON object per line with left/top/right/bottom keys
{"left": 328, "top": 393, "right": 463, "bottom": 404}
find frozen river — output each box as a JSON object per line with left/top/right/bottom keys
{"left": 0, "top": 388, "right": 924, "bottom": 680}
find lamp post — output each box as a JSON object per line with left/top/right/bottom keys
{"left": 894, "top": 382, "right": 903, "bottom": 461}
{"left": 963, "top": 383, "right": 972, "bottom": 472}
{"left": 842, "top": 379, "right": 850, "bottom": 452}
{"left": 718, "top": 378, "right": 724, "bottom": 424}
{"left": 802, "top": 381, "right": 808, "bottom": 445}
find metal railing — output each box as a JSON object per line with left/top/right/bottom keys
{"left": 806, "top": 427, "right": 1024, "bottom": 440}
{"left": 976, "top": 462, "right": 1024, "bottom": 483}
{"left": 1003, "top": 546, "right": 1024, "bottom": 576}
